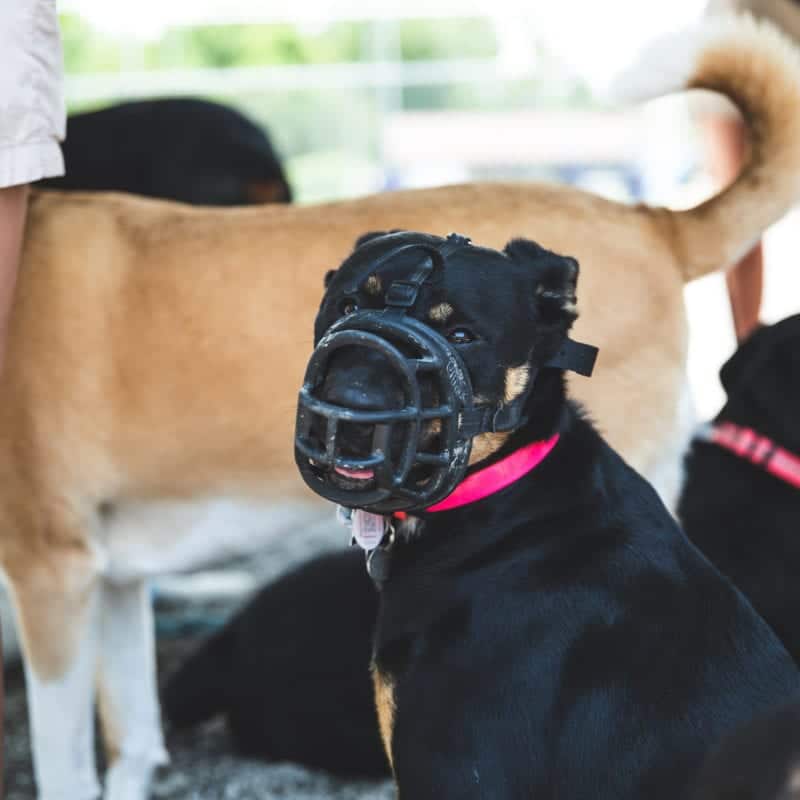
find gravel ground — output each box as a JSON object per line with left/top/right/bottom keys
{"left": 4, "top": 507, "right": 394, "bottom": 800}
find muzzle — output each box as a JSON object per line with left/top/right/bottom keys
{"left": 294, "top": 234, "right": 597, "bottom": 514}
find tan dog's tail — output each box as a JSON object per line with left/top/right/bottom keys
{"left": 614, "top": 14, "right": 800, "bottom": 283}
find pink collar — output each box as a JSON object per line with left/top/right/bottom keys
{"left": 395, "top": 433, "right": 560, "bottom": 518}
{"left": 696, "top": 422, "right": 800, "bottom": 490}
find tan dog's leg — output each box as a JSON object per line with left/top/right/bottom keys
{"left": 9, "top": 552, "right": 102, "bottom": 800}
{"left": 97, "top": 578, "right": 167, "bottom": 800}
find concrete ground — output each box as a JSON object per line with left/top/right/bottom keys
{"left": 5, "top": 652, "right": 393, "bottom": 800}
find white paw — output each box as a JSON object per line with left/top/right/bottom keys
{"left": 103, "top": 750, "right": 169, "bottom": 800}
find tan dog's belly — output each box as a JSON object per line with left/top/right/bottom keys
{"left": 97, "top": 496, "right": 324, "bottom": 584}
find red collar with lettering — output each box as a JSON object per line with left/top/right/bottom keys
{"left": 695, "top": 422, "right": 800, "bottom": 490}
{"left": 394, "top": 433, "right": 560, "bottom": 520}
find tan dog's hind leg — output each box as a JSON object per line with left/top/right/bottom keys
{"left": 97, "top": 579, "right": 167, "bottom": 800}
{"left": 8, "top": 549, "right": 102, "bottom": 800}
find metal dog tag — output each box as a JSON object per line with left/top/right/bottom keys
{"left": 351, "top": 509, "right": 387, "bottom": 550}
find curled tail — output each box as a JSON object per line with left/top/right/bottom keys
{"left": 614, "top": 14, "right": 800, "bottom": 283}
{"left": 162, "top": 625, "right": 235, "bottom": 728}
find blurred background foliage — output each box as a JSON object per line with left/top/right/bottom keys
{"left": 62, "top": 15, "right": 502, "bottom": 71}
{"left": 58, "top": 13, "right": 593, "bottom": 202}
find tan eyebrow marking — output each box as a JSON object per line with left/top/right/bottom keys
{"left": 428, "top": 302, "right": 454, "bottom": 323}
{"left": 504, "top": 364, "right": 530, "bottom": 404}
{"left": 364, "top": 275, "right": 382, "bottom": 295}
{"left": 372, "top": 667, "right": 396, "bottom": 770}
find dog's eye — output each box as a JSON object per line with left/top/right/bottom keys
{"left": 447, "top": 328, "right": 475, "bottom": 345}
{"left": 340, "top": 298, "right": 359, "bottom": 316}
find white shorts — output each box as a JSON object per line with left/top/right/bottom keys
{"left": 0, "top": 0, "right": 65, "bottom": 187}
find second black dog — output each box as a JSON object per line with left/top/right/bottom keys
{"left": 679, "top": 314, "right": 800, "bottom": 663}
{"left": 163, "top": 549, "right": 388, "bottom": 777}
{"left": 40, "top": 97, "right": 291, "bottom": 205}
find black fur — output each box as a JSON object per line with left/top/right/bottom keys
{"left": 320, "top": 233, "right": 799, "bottom": 798}
{"left": 679, "top": 314, "right": 800, "bottom": 664}
{"left": 162, "top": 550, "right": 388, "bottom": 777}
{"left": 39, "top": 98, "right": 291, "bottom": 205}
{"left": 165, "top": 240, "right": 800, "bottom": 793}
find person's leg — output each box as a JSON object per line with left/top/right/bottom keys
{"left": 0, "top": 184, "right": 33, "bottom": 795}
{"left": 725, "top": 241, "right": 764, "bottom": 341}
{"left": 703, "top": 113, "right": 764, "bottom": 342}
{"left": 0, "top": 1, "right": 67, "bottom": 792}
{"left": 0, "top": 183, "right": 24, "bottom": 800}
{"left": 0, "top": 184, "right": 29, "bottom": 374}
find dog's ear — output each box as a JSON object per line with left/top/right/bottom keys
{"left": 719, "top": 327, "right": 771, "bottom": 396}
{"left": 719, "top": 316, "right": 800, "bottom": 445}
{"left": 323, "top": 269, "right": 337, "bottom": 289}
{"left": 504, "top": 239, "right": 579, "bottom": 326}
{"left": 719, "top": 315, "right": 800, "bottom": 396}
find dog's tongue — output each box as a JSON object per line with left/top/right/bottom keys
{"left": 335, "top": 466, "right": 375, "bottom": 480}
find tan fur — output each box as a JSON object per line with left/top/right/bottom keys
{"left": 428, "top": 302, "right": 454, "bottom": 323}
{"left": 372, "top": 667, "right": 396, "bottom": 771}
{"left": 3, "top": 14, "right": 800, "bottom": 795}
{"left": 679, "top": 18, "right": 800, "bottom": 280}
{"left": 245, "top": 180, "right": 287, "bottom": 205}
{"left": 364, "top": 274, "right": 382, "bottom": 296}
{"left": 504, "top": 365, "right": 531, "bottom": 404}
{"left": 617, "top": 14, "right": 800, "bottom": 282}
{"left": 461, "top": 366, "right": 531, "bottom": 465}
{"left": 468, "top": 432, "right": 510, "bottom": 466}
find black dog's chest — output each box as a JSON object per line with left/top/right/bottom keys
{"left": 372, "top": 444, "right": 800, "bottom": 800}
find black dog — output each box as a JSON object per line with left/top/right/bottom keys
{"left": 292, "top": 231, "right": 799, "bottom": 799}
{"left": 679, "top": 314, "right": 800, "bottom": 664}
{"left": 39, "top": 97, "right": 291, "bottom": 205}
{"left": 162, "top": 549, "right": 388, "bottom": 778}
{"left": 164, "top": 239, "right": 800, "bottom": 791}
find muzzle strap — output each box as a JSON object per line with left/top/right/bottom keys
{"left": 545, "top": 339, "right": 599, "bottom": 377}
{"left": 384, "top": 234, "right": 471, "bottom": 310}
{"left": 460, "top": 336, "right": 599, "bottom": 435}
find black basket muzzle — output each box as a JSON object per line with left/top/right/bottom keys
{"left": 295, "top": 309, "right": 476, "bottom": 513}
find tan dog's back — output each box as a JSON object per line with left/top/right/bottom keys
{"left": 4, "top": 185, "right": 682, "bottom": 511}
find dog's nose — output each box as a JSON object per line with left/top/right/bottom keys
{"left": 320, "top": 347, "right": 404, "bottom": 411}
{"left": 318, "top": 348, "right": 405, "bottom": 458}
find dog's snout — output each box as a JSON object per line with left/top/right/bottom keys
{"left": 320, "top": 347, "right": 404, "bottom": 411}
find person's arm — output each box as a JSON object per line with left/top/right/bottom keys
{"left": 704, "top": 113, "right": 764, "bottom": 342}
{"left": 0, "top": 184, "right": 29, "bottom": 375}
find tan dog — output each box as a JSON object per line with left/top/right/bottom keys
{"left": 2, "top": 15, "right": 800, "bottom": 800}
